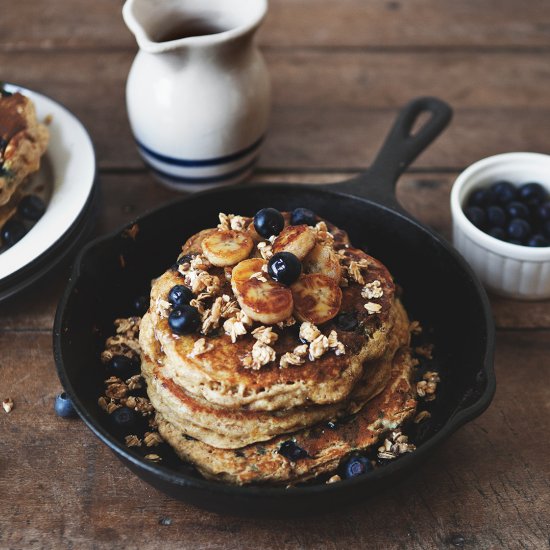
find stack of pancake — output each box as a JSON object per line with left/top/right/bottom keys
{"left": 140, "top": 213, "right": 417, "bottom": 485}
{"left": 0, "top": 91, "right": 49, "bottom": 237}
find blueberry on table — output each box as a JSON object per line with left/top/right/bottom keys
{"left": 343, "top": 455, "right": 373, "bottom": 478}
{"left": 526, "top": 234, "right": 550, "bottom": 247}
{"left": 518, "top": 182, "right": 547, "bottom": 205}
{"left": 267, "top": 252, "right": 302, "bottom": 285}
{"left": 290, "top": 207, "right": 317, "bottom": 226}
{"left": 54, "top": 392, "right": 78, "bottom": 418}
{"left": 253, "top": 208, "right": 285, "bottom": 238}
{"left": 110, "top": 406, "right": 139, "bottom": 431}
{"left": 467, "top": 188, "right": 488, "bottom": 208}
{"left": 168, "top": 305, "right": 200, "bottom": 334}
{"left": 168, "top": 284, "right": 193, "bottom": 307}
{"left": 336, "top": 312, "right": 358, "bottom": 331}
{"left": 486, "top": 205, "right": 506, "bottom": 228}
{"left": 507, "top": 218, "right": 531, "bottom": 241}
{"left": 18, "top": 194, "right": 46, "bottom": 221}
{"left": 108, "top": 355, "right": 139, "bottom": 379}
{"left": 1, "top": 219, "right": 27, "bottom": 248}
{"left": 488, "top": 180, "right": 517, "bottom": 205}
{"left": 505, "top": 201, "right": 529, "bottom": 220}
{"left": 464, "top": 206, "right": 486, "bottom": 229}
{"left": 488, "top": 227, "right": 506, "bottom": 240}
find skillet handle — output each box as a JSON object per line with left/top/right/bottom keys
{"left": 331, "top": 97, "right": 453, "bottom": 209}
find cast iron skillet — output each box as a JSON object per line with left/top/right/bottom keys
{"left": 54, "top": 97, "right": 495, "bottom": 516}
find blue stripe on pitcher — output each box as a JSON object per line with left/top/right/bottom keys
{"left": 135, "top": 135, "right": 264, "bottom": 167}
{"left": 145, "top": 156, "right": 259, "bottom": 184}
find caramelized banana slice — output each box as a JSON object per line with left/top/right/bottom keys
{"left": 181, "top": 228, "right": 218, "bottom": 255}
{"left": 291, "top": 273, "right": 342, "bottom": 324}
{"left": 236, "top": 278, "right": 294, "bottom": 324}
{"left": 201, "top": 230, "right": 253, "bottom": 267}
{"left": 303, "top": 243, "right": 342, "bottom": 282}
{"left": 231, "top": 258, "right": 267, "bottom": 291}
{"left": 272, "top": 225, "right": 316, "bottom": 260}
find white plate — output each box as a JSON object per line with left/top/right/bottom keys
{"left": 0, "top": 84, "right": 95, "bottom": 280}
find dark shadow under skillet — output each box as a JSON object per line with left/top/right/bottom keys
{"left": 54, "top": 97, "right": 495, "bottom": 516}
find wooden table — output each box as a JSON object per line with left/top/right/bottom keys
{"left": 1, "top": 1, "right": 549, "bottom": 548}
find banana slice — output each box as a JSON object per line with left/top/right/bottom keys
{"left": 231, "top": 258, "right": 267, "bottom": 287}
{"left": 236, "top": 278, "right": 294, "bottom": 324}
{"left": 303, "top": 243, "right": 342, "bottom": 282}
{"left": 272, "top": 225, "right": 316, "bottom": 260}
{"left": 181, "top": 228, "right": 218, "bottom": 255}
{"left": 291, "top": 273, "right": 342, "bottom": 324}
{"left": 201, "top": 230, "right": 254, "bottom": 267}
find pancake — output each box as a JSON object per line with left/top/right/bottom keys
{"left": 156, "top": 346, "right": 417, "bottom": 485}
{"left": 145, "top": 243, "right": 397, "bottom": 412}
{"left": 0, "top": 92, "right": 49, "bottom": 206}
{"left": 141, "top": 300, "right": 410, "bottom": 448}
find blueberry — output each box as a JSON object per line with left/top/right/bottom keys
{"left": 486, "top": 205, "right": 506, "bottom": 228}
{"left": 177, "top": 254, "right": 195, "bottom": 265}
{"left": 488, "top": 227, "right": 506, "bottom": 240}
{"left": 168, "top": 305, "right": 200, "bottom": 335}
{"left": 253, "top": 208, "right": 285, "bottom": 238}
{"left": 336, "top": 312, "right": 358, "bottom": 331}
{"left": 536, "top": 201, "right": 550, "bottom": 222}
{"left": 464, "top": 206, "right": 486, "bottom": 229}
{"left": 526, "top": 234, "right": 550, "bottom": 247}
{"left": 168, "top": 284, "right": 193, "bottom": 307}
{"left": 267, "top": 252, "right": 302, "bottom": 285}
{"left": 133, "top": 295, "right": 149, "bottom": 316}
{"left": 54, "top": 392, "right": 78, "bottom": 418}
{"left": 108, "top": 355, "right": 139, "bottom": 379}
{"left": 467, "top": 188, "right": 488, "bottom": 208}
{"left": 1, "top": 219, "right": 27, "bottom": 247}
{"left": 507, "top": 218, "right": 531, "bottom": 241}
{"left": 290, "top": 207, "right": 317, "bottom": 226}
{"left": 18, "top": 194, "right": 46, "bottom": 221}
{"left": 518, "top": 182, "right": 547, "bottom": 205}
{"left": 110, "top": 406, "right": 140, "bottom": 432}
{"left": 505, "top": 201, "right": 530, "bottom": 220}
{"left": 488, "top": 180, "right": 516, "bottom": 205}
{"left": 343, "top": 455, "right": 373, "bottom": 478}
{"left": 278, "top": 440, "right": 309, "bottom": 461}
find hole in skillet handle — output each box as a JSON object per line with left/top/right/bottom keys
{"left": 330, "top": 96, "right": 453, "bottom": 211}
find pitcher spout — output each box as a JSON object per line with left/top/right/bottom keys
{"left": 123, "top": 0, "right": 268, "bottom": 54}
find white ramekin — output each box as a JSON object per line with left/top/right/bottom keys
{"left": 451, "top": 152, "right": 550, "bottom": 300}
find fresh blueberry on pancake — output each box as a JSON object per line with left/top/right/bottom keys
{"left": 290, "top": 207, "right": 317, "bottom": 226}
{"left": 168, "top": 285, "right": 193, "bottom": 308}
{"left": 168, "top": 305, "right": 200, "bottom": 335}
{"left": 278, "top": 440, "right": 309, "bottom": 461}
{"left": 267, "top": 252, "right": 302, "bottom": 285}
{"left": 336, "top": 312, "right": 358, "bottom": 331}
{"left": 18, "top": 194, "right": 46, "bottom": 221}
{"left": 54, "top": 392, "right": 78, "bottom": 418}
{"left": 343, "top": 455, "right": 373, "bottom": 478}
{"left": 253, "top": 207, "right": 284, "bottom": 238}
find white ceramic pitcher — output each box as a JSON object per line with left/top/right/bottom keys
{"left": 123, "top": 0, "right": 270, "bottom": 191}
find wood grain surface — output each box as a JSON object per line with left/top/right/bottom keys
{"left": 1, "top": 0, "right": 549, "bottom": 548}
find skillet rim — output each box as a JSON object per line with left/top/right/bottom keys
{"left": 53, "top": 181, "right": 496, "bottom": 500}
